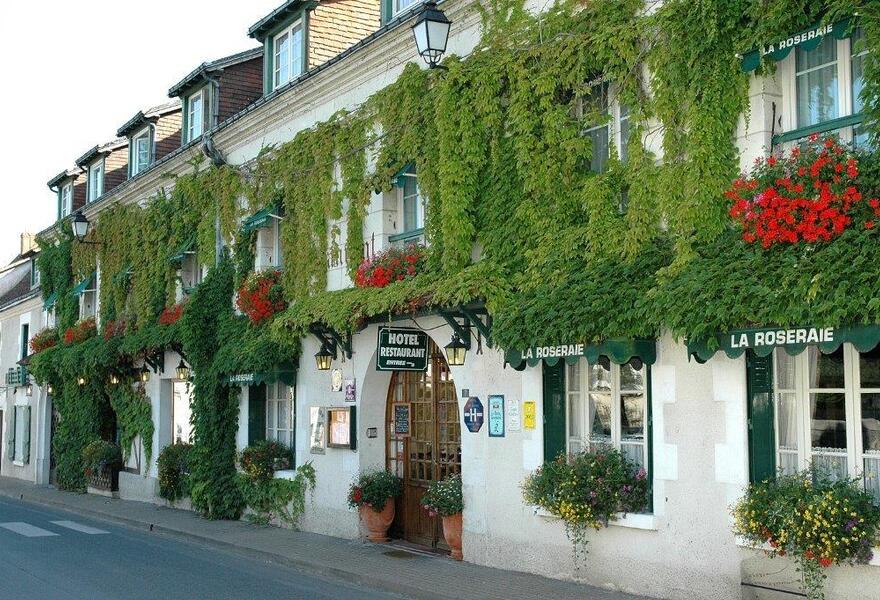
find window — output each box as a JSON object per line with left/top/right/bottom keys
{"left": 43, "top": 306, "right": 55, "bottom": 329}
{"left": 187, "top": 89, "right": 205, "bottom": 142}
{"left": 60, "top": 183, "right": 72, "bottom": 218}
{"left": 394, "top": 0, "right": 417, "bottom": 16}
{"left": 80, "top": 279, "right": 97, "bottom": 320}
{"left": 179, "top": 253, "right": 203, "bottom": 293}
{"left": 581, "top": 83, "right": 631, "bottom": 174}
{"left": 19, "top": 323, "right": 29, "bottom": 361}
{"left": 30, "top": 260, "right": 40, "bottom": 289}
{"left": 255, "top": 218, "right": 283, "bottom": 270}
{"left": 565, "top": 358, "right": 649, "bottom": 470}
{"left": 388, "top": 164, "right": 425, "bottom": 248}
{"left": 781, "top": 28, "right": 868, "bottom": 146}
{"left": 172, "top": 381, "right": 193, "bottom": 444}
{"left": 13, "top": 406, "right": 30, "bottom": 464}
{"left": 88, "top": 161, "right": 103, "bottom": 202}
{"left": 772, "top": 345, "right": 880, "bottom": 501}
{"left": 266, "top": 383, "right": 294, "bottom": 446}
{"left": 273, "top": 21, "right": 304, "bottom": 90}
{"left": 131, "top": 129, "right": 152, "bottom": 176}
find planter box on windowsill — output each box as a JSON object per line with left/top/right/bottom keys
{"left": 735, "top": 536, "right": 880, "bottom": 568}
{"left": 533, "top": 507, "right": 658, "bottom": 531}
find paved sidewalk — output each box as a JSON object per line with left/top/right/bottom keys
{"left": 0, "top": 477, "right": 652, "bottom": 600}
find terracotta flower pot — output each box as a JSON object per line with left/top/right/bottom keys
{"left": 442, "top": 512, "right": 463, "bottom": 560}
{"left": 360, "top": 500, "right": 395, "bottom": 542}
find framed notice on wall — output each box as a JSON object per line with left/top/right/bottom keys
{"left": 392, "top": 402, "right": 411, "bottom": 437}
{"left": 327, "top": 406, "right": 357, "bottom": 450}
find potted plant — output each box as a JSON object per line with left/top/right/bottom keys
{"left": 354, "top": 243, "right": 427, "bottom": 288}
{"left": 82, "top": 439, "right": 122, "bottom": 493}
{"left": 422, "top": 473, "right": 464, "bottom": 560}
{"left": 236, "top": 270, "right": 287, "bottom": 325}
{"left": 348, "top": 469, "right": 403, "bottom": 542}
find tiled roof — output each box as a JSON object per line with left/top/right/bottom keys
{"left": 117, "top": 100, "right": 181, "bottom": 138}
{"left": 168, "top": 47, "right": 263, "bottom": 98}
{"left": 47, "top": 168, "right": 80, "bottom": 189}
{"left": 75, "top": 138, "right": 127, "bottom": 168}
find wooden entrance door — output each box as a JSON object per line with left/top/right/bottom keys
{"left": 386, "top": 340, "right": 461, "bottom": 549}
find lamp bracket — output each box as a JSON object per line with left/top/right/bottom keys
{"left": 440, "top": 312, "right": 471, "bottom": 349}
{"left": 459, "top": 307, "right": 493, "bottom": 348}
{"left": 309, "top": 324, "right": 353, "bottom": 359}
{"left": 144, "top": 351, "right": 165, "bottom": 374}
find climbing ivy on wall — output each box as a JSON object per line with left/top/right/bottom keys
{"left": 108, "top": 384, "right": 154, "bottom": 469}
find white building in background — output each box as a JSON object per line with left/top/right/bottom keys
{"left": 0, "top": 234, "right": 52, "bottom": 486}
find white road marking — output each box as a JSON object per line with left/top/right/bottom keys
{"left": 0, "top": 522, "right": 59, "bottom": 537}
{"left": 50, "top": 521, "right": 109, "bottom": 535}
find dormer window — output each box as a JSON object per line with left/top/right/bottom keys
{"left": 186, "top": 88, "right": 206, "bottom": 142}
{"left": 60, "top": 183, "right": 72, "bottom": 218}
{"left": 87, "top": 160, "right": 104, "bottom": 202}
{"left": 393, "top": 0, "right": 417, "bottom": 17}
{"left": 30, "top": 259, "right": 40, "bottom": 289}
{"left": 131, "top": 127, "right": 153, "bottom": 176}
{"left": 272, "top": 21, "right": 304, "bottom": 90}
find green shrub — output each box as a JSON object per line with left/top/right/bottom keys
{"left": 81, "top": 439, "right": 122, "bottom": 477}
{"left": 239, "top": 462, "right": 316, "bottom": 526}
{"left": 239, "top": 440, "right": 293, "bottom": 483}
{"left": 158, "top": 443, "right": 193, "bottom": 502}
{"left": 348, "top": 469, "right": 403, "bottom": 512}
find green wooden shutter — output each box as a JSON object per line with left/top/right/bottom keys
{"left": 248, "top": 384, "right": 267, "bottom": 445}
{"left": 5, "top": 408, "right": 15, "bottom": 462}
{"left": 22, "top": 407, "right": 31, "bottom": 464}
{"left": 542, "top": 362, "right": 566, "bottom": 462}
{"left": 747, "top": 351, "right": 776, "bottom": 483}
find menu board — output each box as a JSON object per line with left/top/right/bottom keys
{"left": 393, "top": 403, "right": 411, "bottom": 437}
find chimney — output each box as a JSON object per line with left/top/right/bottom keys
{"left": 20, "top": 233, "right": 37, "bottom": 256}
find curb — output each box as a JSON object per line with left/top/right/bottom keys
{"left": 0, "top": 486, "right": 455, "bottom": 600}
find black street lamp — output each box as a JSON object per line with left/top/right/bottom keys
{"left": 315, "top": 344, "right": 335, "bottom": 371}
{"left": 411, "top": 1, "right": 451, "bottom": 69}
{"left": 445, "top": 333, "right": 468, "bottom": 366}
{"left": 139, "top": 365, "right": 151, "bottom": 383}
{"left": 71, "top": 211, "right": 101, "bottom": 245}
{"left": 176, "top": 360, "right": 191, "bottom": 381}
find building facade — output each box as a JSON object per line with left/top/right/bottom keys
{"left": 26, "top": 1, "right": 880, "bottom": 599}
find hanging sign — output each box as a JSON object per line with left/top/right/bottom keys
{"left": 344, "top": 378, "right": 357, "bottom": 403}
{"left": 488, "top": 395, "right": 505, "bottom": 438}
{"left": 507, "top": 399, "right": 521, "bottom": 432}
{"left": 740, "top": 19, "right": 854, "bottom": 72}
{"left": 463, "top": 397, "right": 484, "bottom": 433}
{"left": 376, "top": 327, "right": 429, "bottom": 372}
{"left": 393, "top": 402, "right": 411, "bottom": 437}
{"left": 523, "top": 401, "right": 537, "bottom": 430}
{"left": 330, "top": 369, "right": 344, "bottom": 392}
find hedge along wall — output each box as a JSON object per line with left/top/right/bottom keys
{"left": 31, "top": 0, "right": 880, "bottom": 504}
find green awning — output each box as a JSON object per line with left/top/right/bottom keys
{"left": 71, "top": 272, "right": 96, "bottom": 296}
{"left": 242, "top": 204, "right": 279, "bottom": 234}
{"left": 505, "top": 339, "right": 657, "bottom": 370}
{"left": 226, "top": 362, "right": 297, "bottom": 387}
{"left": 169, "top": 238, "right": 195, "bottom": 264}
{"left": 741, "top": 18, "right": 854, "bottom": 72}
{"left": 687, "top": 324, "right": 880, "bottom": 362}
{"left": 43, "top": 292, "right": 57, "bottom": 310}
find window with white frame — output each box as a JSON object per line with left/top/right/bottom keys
{"left": 43, "top": 305, "right": 55, "bottom": 329}
{"left": 80, "top": 281, "right": 97, "bottom": 320}
{"left": 565, "top": 358, "right": 649, "bottom": 470}
{"left": 773, "top": 344, "right": 880, "bottom": 501}
{"left": 581, "top": 82, "right": 632, "bottom": 174}
{"left": 256, "top": 219, "right": 283, "bottom": 270}
{"left": 266, "top": 382, "right": 294, "bottom": 446}
{"left": 30, "top": 260, "right": 40, "bottom": 289}
{"left": 273, "top": 21, "right": 304, "bottom": 90}
{"left": 393, "top": 0, "right": 418, "bottom": 16}
{"left": 178, "top": 253, "right": 203, "bottom": 295}
{"left": 131, "top": 128, "right": 152, "bottom": 176}
{"left": 780, "top": 27, "right": 869, "bottom": 147}
{"left": 187, "top": 88, "right": 205, "bottom": 142}
{"left": 88, "top": 161, "right": 104, "bottom": 202}
{"left": 60, "top": 183, "right": 72, "bottom": 218}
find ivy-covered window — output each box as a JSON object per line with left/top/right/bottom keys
{"left": 581, "top": 82, "right": 631, "bottom": 173}
{"left": 178, "top": 254, "right": 203, "bottom": 298}
{"left": 771, "top": 345, "right": 880, "bottom": 501}
{"left": 79, "top": 278, "right": 98, "bottom": 320}
{"left": 87, "top": 160, "right": 104, "bottom": 202}
{"left": 565, "top": 359, "right": 649, "bottom": 471}
{"left": 256, "top": 219, "right": 283, "bottom": 270}
{"left": 389, "top": 164, "right": 425, "bottom": 247}
{"left": 266, "top": 383, "right": 294, "bottom": 446}
{"left": 272, "top": 21, "right": 304, "bottom": 90}
{"left": 780, "top": 27, "right": 868, "bottom": 147}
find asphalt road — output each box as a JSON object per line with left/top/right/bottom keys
{"left": 0, "top": 495, "right": 407, "bottom": 600}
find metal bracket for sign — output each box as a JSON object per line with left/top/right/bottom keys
{"left": 440, "top": 312, "right": 471, "bottom": 349}
{"left": 459, "top": 307, "right": 493, "bottom": 348}
{"left": 309, "top": 324, "right": 353, "bottom": 359}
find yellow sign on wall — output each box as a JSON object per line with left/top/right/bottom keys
{"left": 523, "top": 401, "right": 536, "bottom": 429}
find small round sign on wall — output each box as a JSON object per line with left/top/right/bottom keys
{"left": 463, "top": 397, "right": 484, "bottom": 433}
